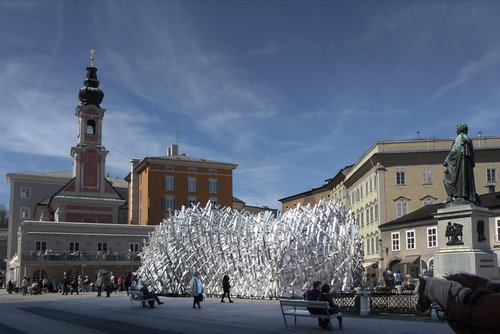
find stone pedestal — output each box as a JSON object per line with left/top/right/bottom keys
{"left": 433, "top": 201, "right": 498, "bottom": 280}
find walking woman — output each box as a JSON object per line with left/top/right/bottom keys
{"left": 190, "top": 271, "right": 203, "bottom": 309}
{"left": 221, "top": 269, "right": 233, "bottom": 303}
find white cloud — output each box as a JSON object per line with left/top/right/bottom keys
{"left": 247, "top": 41, "right": 280, "bottom": 58}
{"left": 429, "top": 43, "right": 500, "bottom": 102}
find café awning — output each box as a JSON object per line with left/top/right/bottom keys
{"left": 400, "top": 255, "right": 420, "bottom": 264}
{"left": 362, "top": 262, "right": 377, "bottom": 268}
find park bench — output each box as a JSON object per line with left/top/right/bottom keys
{"left": 279, "top": 299, "right": 342, "bottom": 330}
{"left": 127, "top": 289, "right": 154, "bottom": 308}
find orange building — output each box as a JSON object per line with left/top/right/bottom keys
{"left": 127, "top": 144, "right": 238, "bottom": 225}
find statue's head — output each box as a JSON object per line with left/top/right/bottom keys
{"left": 456, "top": 123, "right": 468, "bottom": 134}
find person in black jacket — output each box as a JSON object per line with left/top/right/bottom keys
{"left": 220, "top": 269, "right": 233, "bottom": 303}
{"left": 317, "top": 284, "right": 341, "bottom": 329}
{"left": 139, "top": 281, "right": 163, "bottom": 308}
{"left": 7, "top": 279, "right": 14, "bottom": 294}
{"left": 62, "top": 272, "right": 71, "bottom": 295}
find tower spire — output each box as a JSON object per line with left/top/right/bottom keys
{"left": 78, "top": 49, "right": 104, "bottom": 107}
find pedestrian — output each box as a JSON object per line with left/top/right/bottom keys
{"left": 42, "top": 277, "right": 49, "bottom": 293}
{"left": 78, "top": 275, "right": 83, "bottom": 293}
{"left": 62, "top": 272, "right": 70, "bottom": 295}
{"left": 110, "top": 272, "right": 116, "bottom": 292}
{"left": 96, "top": 270, "right": 103, "bottom": 297}
{"left": 83, "top": 275, "right": 90, "bottom": 292}
{"left": 384, "top": 269, "right": 394, "bottom": 289}
{"left": 102, "top": 270, "right": 112, "bottom": 297}
{"left": 366, "top": 274, "right": 375, "bottom": 291}
{"left": 118, "top": 274, "right": 124, "bottom": 292}
{"left": 7, "top": 279, "right": 14, "bottom": 294}
{"left": 71, "top": 275, "right": 79, "bottom": 295}
{"left": 220, "top": 269, "right": 233, "bottom": 303}
{"left": 124, "top": 271, "right": 132, "bottom": 292}
{"left": 189, "top": 271, "right": 203, "bottom": 309}
{"left": 394, "top": 270, "right": 403, "bottom": 286}
{"left": 22, "top": 277, "right": 28, "bottom": 296}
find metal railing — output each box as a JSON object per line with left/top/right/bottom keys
{"left": 21, "top": 251, "right": 141, "bottom": 262}
{"left": 332, "top": 291, "right": 426, "bottom": 316}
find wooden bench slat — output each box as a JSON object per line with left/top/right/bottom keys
{"left": 279, "top": 299, "right": 343, "bottom": 330}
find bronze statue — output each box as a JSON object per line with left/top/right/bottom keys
{"left": 477, "top": 220, "right": 486, "bottom": 242}
{"left": 443, "top": 123, "right": 480, "bottom": 205}
{"left": 446, "top": 222, "right": 464, "bottom": 246}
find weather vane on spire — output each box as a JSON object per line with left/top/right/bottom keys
{"left": 90, "top": 48, "right": 95, "bottom": 66}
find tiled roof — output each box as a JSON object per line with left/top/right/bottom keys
{"left": 105, "top": 177, "right": 128, "bottom": 189}
{"left": 9, "top": 171, "right": 128, "bottom": 189}
{"left": 380, "top": 203, "right": 444, "bottom": 228}
{"left": 381, "top": 191, "right": 500, "bottom": 228}
{"left": 232, "top": 196, "right": 245, "bottom": 204}
{"left": 147, "top": 155, "right": 237, "bottom": 166}
{"left": 12, "top": 171, "right": 73, "bottom": 178}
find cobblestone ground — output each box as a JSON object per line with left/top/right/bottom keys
{"left": 0, "top": 289, "right": 454, "bottom": 334}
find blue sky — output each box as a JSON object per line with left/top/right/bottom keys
{"left": 1, "top": 1, "right": 500, "bottom": 211}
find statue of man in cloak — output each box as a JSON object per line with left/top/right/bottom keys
{"left": 443, "top": 123, "right": 480, "bottom": 206}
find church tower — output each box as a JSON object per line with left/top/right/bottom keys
{"left": 71, "top": 50, "right": 108, "bottom": 193}
{"left": 47, "top": 50, "right": 125, "bottom": 223}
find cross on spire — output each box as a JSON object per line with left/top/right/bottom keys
{"left": 90, "top": 48, "right": 95, "bottom": 66}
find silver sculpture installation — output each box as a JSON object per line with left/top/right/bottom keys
{"left": 137, "top": 199, "right": 363, "bottom": 298}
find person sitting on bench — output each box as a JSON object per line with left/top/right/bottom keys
{"left": 317, "top": 284, "right": 341, "bottom": 329}
{"left": 139, "top": 281, "right": 164, "bottom": 308}
{"left": 305, "top": 281, "right": 323, "bottom": 327}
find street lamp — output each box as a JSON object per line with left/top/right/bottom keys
{"left": 378, "top": 238, "right": 383, "bottom": 285}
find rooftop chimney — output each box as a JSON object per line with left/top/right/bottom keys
{"left": 167, "top": 144, "right": 179, "bottom": 156}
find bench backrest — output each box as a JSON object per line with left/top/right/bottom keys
{"left": 280, "top": 299, "right": 329, "bottom": 310}
{"left": 128, "top": 290, "right": 144, "bottom": 298}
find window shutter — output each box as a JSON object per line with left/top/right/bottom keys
{"left": 185, "top": 179, "right": 188, "bottom": 191}
{"left": 217, "top": 180, "right": 220, "bottom": 193}
{"left": 196, "top": 179, "right": 199, "bottom": 191}
{"left": 186, "top": 199, "right": 189, "bottom": 208}
{"left": 163, "top": 198, "right": 166, "bottom": 210}
{"left": 174, "top": 199, "right": 177, "bottom": 210}
{"left": 173, "top": 178, "right": 176, "bottom": 190}
{"left": 206, "top": 180, "right": 209, "bottom": 192}
{"left": 162, "top": 177, "right": 166, "bottom": 190}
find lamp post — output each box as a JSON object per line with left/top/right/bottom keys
{"left": 378, "top": 238, "right": 384, "bottom": 286}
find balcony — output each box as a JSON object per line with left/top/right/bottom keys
{"left": 21, "top": 251, "right": 141, "bottom": 263}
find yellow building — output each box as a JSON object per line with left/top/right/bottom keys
{"left": 127, "top": 144, "right": 238, "bottom": 225}
{"left": 278, "top": 168, "right": 351, "bottom": 212}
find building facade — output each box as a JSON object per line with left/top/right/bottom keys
{"left": 278, "top": 168, "right": 352, "bottom": 213}
{"left": 12, "top": 221, "right": 154, "bottom": 288}
{"left": 342, "top": 136, "right": 500, "bottom": 279}
{"left": 127, "top": 144, "right": 238, "bottom": 225}
{"left": 379, "top": 191, "right": 500, "bottom": 278}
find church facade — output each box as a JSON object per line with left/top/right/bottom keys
{"left": 5, "top": 57, "right": 152, "bottom": 286}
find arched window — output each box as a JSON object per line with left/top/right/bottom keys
{"left": 33, "top": 269, "right": 48, "bottom": 282}
{"left": 86, "top": 120, "right": 96, "bottom": 135}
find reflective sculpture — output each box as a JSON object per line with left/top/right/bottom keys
{"left": 137, "top": 199, "right": 363, "bottom": 298}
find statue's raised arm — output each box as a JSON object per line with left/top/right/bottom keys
{"left": 443, "top": 123, "right": 480, "bottom": 206}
